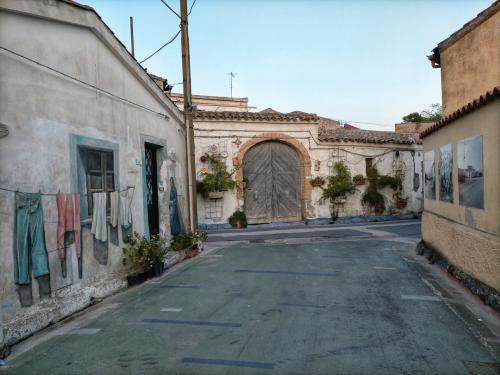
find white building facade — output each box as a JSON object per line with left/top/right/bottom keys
{"left": 192, "top": 109, "right": 424, "bottom": 229}
{"left": 0, "top": 0, "right": 188, "bottom": 347}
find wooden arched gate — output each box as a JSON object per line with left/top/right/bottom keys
{"left": 243, "top": 141, "right": 301, "bottom": 224}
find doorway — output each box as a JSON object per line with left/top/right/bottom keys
{"left": 243, "top": 141, "right": 301, "bottom": 224}
{"left": 145, "top": 143, "right": 161, "bottom": 236}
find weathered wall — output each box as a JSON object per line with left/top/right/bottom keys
{"left": 194, "top": 120, "right": 423, "bottom": 227}
{"left": 0, "top": 2, "right": 187, "bottom": 346}
{"left": 421, "top": 101, "right": 500, "bottom": 289}
{"left": 439, "top": 10, "right": 500, "bottom": 115}
{"left": 395, "top": 122, "right": 434, "bottom": 134}
{"left": 169, "top": 93, "right": 249, "bottom": 112}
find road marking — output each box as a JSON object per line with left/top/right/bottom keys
{"left": 373, "top": 267, "right": 396, "bottom": 270}
{"left": 143, "top": 319, "right": 241, "bottom": 328}
{"left": 160, "top": 284, "right": 200, "bottom": 289}
{"left": 235, "top": 269, "right": 335, "bottom": 277}
{"left": 161, "top": 308, "right": 183, "bottom": 312}
{"left": 68, "top": 328, "right": 101, "bottom": 335}
{"left": 206, "top": 254, "right": 224, "bottom": 257}
{"left": 401, "top": 295, "right": 441, "bottom": 302}
{"left": 281, "top": 303, "right": 327, "bottom": 309}
{"left": 182, "top": 357, "right": 274, "bottom": 370}
{"left": 321, "top": 255, "right": 353, "bottom": 259}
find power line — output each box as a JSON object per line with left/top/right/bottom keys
{"left": 160, "top": 0, "right": 180, "bottom": 18}
{"left": 188, "top": 0, "right": 197, "bottom": 15}
{"left": 139, "top": 29, "right": 181, "bottom": 64}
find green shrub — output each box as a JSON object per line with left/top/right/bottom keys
{"left": 228, "top": 210, "right": 247, "bottom": 228}
{"left": 197, "top": 153, "right": 239, "bottom": 194}
{"left": 321, "top": 162, "right": 356, "bottom": 200}
{"left": 170, "top": 233, "right": 197, "bottom": 251}
{"left": 362, "top": 166, "right": 404, "bottom": 214}
{"left": 123, "top": 232, "right": 168, "bottom": 272}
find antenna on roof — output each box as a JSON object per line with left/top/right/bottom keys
{"left": 226, "top": 72, "right": 237, "bottom": 98}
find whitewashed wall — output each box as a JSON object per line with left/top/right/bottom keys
{"left": 194, "top": 121, "right": 423, "bottom": 228}
{"left": 0, "top": 2, "right": 187, "bottom": 346}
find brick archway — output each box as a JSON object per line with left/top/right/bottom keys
{"left": 233, "top": 132, "right": 312, "bottom": 219}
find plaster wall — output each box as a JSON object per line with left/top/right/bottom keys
{"left": 169, "top": 93, "right": 249, "bottom": 112}
{"left": 439, "top": 11, "right": 500, "bottom": 115}
{"left": 0, "top": 6, "right": 187, "bottom": 345}
{"left": 194, "top": 120, "right": 423, "bottom": 227}
{"left": 421, "top": 101, "right": 500, "bottom": 289}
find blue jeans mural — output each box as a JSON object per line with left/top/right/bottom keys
{"left": 14, "top": 192, "right": 50, "bottom": 285}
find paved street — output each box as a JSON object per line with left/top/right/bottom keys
{"left": 3, "top": 221, "right": 500, "bottom": 375}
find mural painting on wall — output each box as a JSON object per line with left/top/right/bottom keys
{"left": 439, "top": 144, "right": 453, "bottom": 203}
{"left": 458, "top": 135, "right": 484, "bottom": 209}
{"left": 424, "top": 150, "right": 436, "bottom": 199}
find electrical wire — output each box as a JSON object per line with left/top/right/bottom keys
{"left": 0, "top": 46, "right": 171, "bottom": 119}
{"left": 160, "top": 0, "right": 181, "bottom": 18}
{"left": 188, "top": 0, "right": 197, "bottom": 15}
{"left": 139, "top": 29, "right": 181, "bottom": 64}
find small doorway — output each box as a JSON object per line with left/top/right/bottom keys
{"left": 145, "top": 143, "right": 161, "bottom": 236}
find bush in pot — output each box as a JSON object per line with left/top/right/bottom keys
{"left": 123, "top": 232, "right": 168, "bottom": 284}
{"left": 228, "top": 210, "right": 247, "bottom": 228}
{"left": 321, "top": 162, "right": 356, "bottom": 220}
{"left": 196, "top": 153, "right": 239, "bottom": 198}
{"left": 170, "top": 232, "right": 201, "bottom": 259}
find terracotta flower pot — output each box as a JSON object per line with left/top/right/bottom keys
{"left": 185, "top": 248, "right": 199, "bottom": 259}
{"left": 396, "top": 198, "right": 408, "bottom": 209}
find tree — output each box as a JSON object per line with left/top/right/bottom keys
{"left": 402, "top": 112, "right": 425, "bottom": 123}
{"left": 402, "top": 103, "right": 442, "bottom": 123}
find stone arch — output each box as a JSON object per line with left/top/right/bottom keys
{"left": 233, "top": 132, "right": 312, "bottom": 219}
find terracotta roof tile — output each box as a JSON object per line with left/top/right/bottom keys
{"left": 318, "top": 127, "right": 415, "bottom": 145}
{"left": 420, "top": 87, "right": 500, "bottom": 139}
{"left": 193, "top": 110, "right": 319, "bottom": 122}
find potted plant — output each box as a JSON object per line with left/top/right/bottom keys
{"left": 123, "top": 232, "right": 168, "bottom": 285}
{"left": 310, "top": 176, "right": 326, "bottom": 187}
{"left": 353, "top": 174, "right": 366, "bottom": 186}
{"left": 228, "top": 210, "right": 247, "bottom": 228}
{"left": 196, "top": 153, "right": 239, "bottom": 199}
{"left": 362, "top": 166, "right": 405, "bottom": 215}
{"left": 170, "top": 233, "right": 202, "bottom": 259}
{"left": 321, "top": 162, "right": 356, "bottom": 220}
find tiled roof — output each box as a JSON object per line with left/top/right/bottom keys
{"left": 193, "top": 110, "right": 319, "bottom": 122}
{"left": 420, "top": 87, "right": 500, "bottom": 139}
{"left": 318, "top": 127, "right": 415, "bottom": 145}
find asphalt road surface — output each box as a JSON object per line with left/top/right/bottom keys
{"left": 2, "top": 221, "right": 499, "bottom": 375}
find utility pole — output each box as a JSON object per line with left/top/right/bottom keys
{"left": 227, "top": 72, "right": 236, "bottom": 98}
{"left": 180, "top": 0, "right": 198, "bottom": 233}
{"left": 129, "top": 16, "right": 135, "bottom": 58}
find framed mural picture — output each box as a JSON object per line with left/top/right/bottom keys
{"left": 458, "top": 135, "right": 484, "bottom": 209}
{"left": 424, "top": 150, "right": 436, "bottom": 199}
{"left": 439, "top": 144, "right": 453, "bottom": 203}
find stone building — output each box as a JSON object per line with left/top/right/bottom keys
{"left": 0, "top": 0, "right": 188, "bottom": 347}
{"left": 422, "top": 1, "right": 500, "bottom": 295}
{"left": 159, "top": 88, "right": 425, "bottom": 228}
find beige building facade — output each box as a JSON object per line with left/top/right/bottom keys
{"left": 423, "top": 1, "right": 500, "bottom": 293}
{"left": 428, "top": 1, "right": 500, "bottom": 116}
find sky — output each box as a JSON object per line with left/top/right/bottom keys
{"left": 83, "top": 0, "right": 492, "bottom": 131}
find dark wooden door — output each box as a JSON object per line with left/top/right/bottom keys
{"left": 145, "top": 143, "right": 160, "bottom": 236}
{"left": 243, "top": 142, "right": 301, "bottom": 224}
